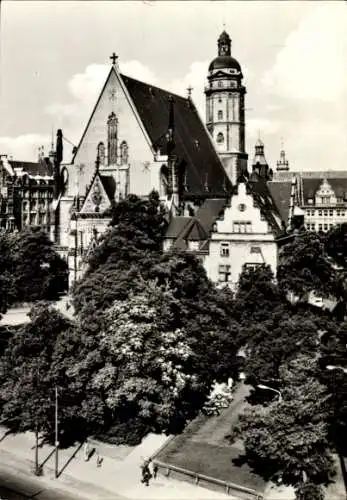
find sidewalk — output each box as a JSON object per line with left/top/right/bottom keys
{"left": 0, "top": 426, "right": 234, "bottom": 500}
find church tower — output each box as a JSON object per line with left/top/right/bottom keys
{"left": 205, "top": 31, "right": 248, "bottom": 185}
{"left": 276, "top": 145, "right": 290, "bottom": 172}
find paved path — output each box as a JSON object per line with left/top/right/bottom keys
{"left": 0, "top": 427, "right": 234, "bottom": 499}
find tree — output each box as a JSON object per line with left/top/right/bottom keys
{"left": 0, "top": 230, "right": 17, "bottom": 315}
{"left": 277, "top": 232, "right": 336, "bottom": 300}
{"left": 318, "top": 321, "right": 347, "bottom": 454}
{"left": 243, "top": 306, "right": 325, "bottom": 386}
{"left": 12, "top": 227, "right": 68, "bottom": 302}
{"left": 232, "top": 265, "right": 287, "bottom": 333}
{"left": 72, "top": 191, "right": 167, "bottom": 315}
{"left": 0, "top": 303, "right": 73, "bottom": 441}
{"left": 231, "top": 356, "right": 335, "bottom": 491}
{"left": 68, "top": 283, "right": 216, "bottom": 443}
{"left": 324, "top": 223, "right": 347, "bottom": 269}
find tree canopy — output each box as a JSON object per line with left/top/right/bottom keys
{"left": 0, "top": 303, "right": 73, "bottom": 440}
{"left": 231, "top": 357, "right": 335, "bottom": 490}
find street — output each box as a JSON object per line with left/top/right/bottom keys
{"left": 0, "top": 468, "right": 90, "bottom": 500}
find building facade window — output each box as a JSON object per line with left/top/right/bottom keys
{"left": 188, "top": 241, "right": 200, "bottom": 251}
{"left": 233, "top": 221, "right": 252, "bottom": 233}
{"left": 329, "top": 209, "right": 334, "bottom": 216}
{"left": 324, "top": 210, "right": 328, "bottom": 216}
{"left": 216, "top": 132, "right": 224, "bottom": 144}
{"left": 218, "top": 264, "right": 231, "bottom": 282}
{"left": 218, "top": 110, "right": 223, "bottom": 120}
{"left": 218, "top": 81, "right": 223, "bottom": 88}
{"left": 220, "top": 243, "right": 230, "bottom": 257}
{"left": 318, "top": 210, "right": 322, "bottom": 216}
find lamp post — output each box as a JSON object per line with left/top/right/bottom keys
{"left": 55, "top": 386, "right": 59, "bottom": 478}
{"left": 257, "top": 384, "right": 282, "bottom": 402}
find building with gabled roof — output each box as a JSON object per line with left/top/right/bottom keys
{"left": 164, "top": 179, "right": 286, "bottom": 289}
{"left": 272, "top": 150, "right": 347, "bottom": 233}
{"left": 0, "top": 153, "right": 54, "bottom": 232}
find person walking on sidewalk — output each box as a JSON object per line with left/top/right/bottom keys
{"left": 152, "top": 462, "right": 158, "bottom": 479}
{"left": 141, "top": 459, "right": 152, "bottom": 486}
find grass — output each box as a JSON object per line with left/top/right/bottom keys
{"left": 156, "top": 383, "right": 267, "bottom": 495}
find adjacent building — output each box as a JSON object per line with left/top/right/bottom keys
{"left": 0, "top": 153, "right": 54, "bottom": 232}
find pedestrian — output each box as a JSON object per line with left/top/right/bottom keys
{"left": 152, "top": 462, "right": 158, "bottom": 479}
{"left": 83, "top": 440, "right": 90, "bottom": 462}
{"left": 96, "top": 451, "right": 103, "bottom": 467}
{"left": 141, "top": 459, "right": 152, "bottom": 486}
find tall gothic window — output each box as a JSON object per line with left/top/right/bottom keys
{"left": 120, "top": 141, "right": 129, "bottom": 165}
{"left": 97, "top": 142, "right": 105, "bottom": 165}
{"left": 160, "top": 164, "right": 169, "bottom": 196}
{"left": 107, "top": 112, "right": 118, "bottom": 165}
{"left": 216, "top": 132, "right": 224, "bottom": 144}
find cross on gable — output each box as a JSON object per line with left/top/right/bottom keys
{"left": 110, "top": 52, "right": 118, "bottom": 66}
{"left": 187, "top": 85, "right": 193, "bottom": 98}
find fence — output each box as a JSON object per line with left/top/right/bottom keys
{"left": 153, "top": 459, "right": 264, "bottom": 500}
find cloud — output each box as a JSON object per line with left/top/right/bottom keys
{"left": 0, "top": 134, "right": 50, "bottom": 160}
{"left": 262, "top": 3, "right": 347, "bottom": 101}
{"left": 166, "top": 61, "right": 208, "bottom": 118}
{"left": 247, "top": 118, "right": 280, "bottom": 138}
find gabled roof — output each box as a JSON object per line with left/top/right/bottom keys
{"left": 7, "top": 159, "right": 53, "bottom": 177}
{"left": 185, "top": 219, "right": 209, "bottom": 241}
{"left": 165, "top": 216, "right": 191, "bottom": 238}
{"left": 195, "top": 198, "right": 228, "bottom": 233}
{"left": 268, "top": 181, "right": 292, "bottom": 224}
{"left": 120, "top": 74, "right": 232, "bottom": 197}
{"left": 247, "top": 179, "right": 285, "bottom": 236}
{"left": 302, "top": 177, "right": 347, "bottom": 204}
{"left": 99, "top": 175, "right": 116, "bottom": 201}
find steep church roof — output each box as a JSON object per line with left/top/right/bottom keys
{"left": 267, "top": 180, "right": 293, "bottom": 224}
{"left": 121, "top": 74, "right": 232, "bottom": 197}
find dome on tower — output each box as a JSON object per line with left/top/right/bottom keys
{"left": 208, "top": 30, "right": 242, "bottom": 73}
{"left": 208, "top": 56, "right": 241, "bottom": 72}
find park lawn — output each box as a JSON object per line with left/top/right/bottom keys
{"left": 156, "top": 383, "right": 267, "bottom": 495}
{"left": 158, "top": 438, "right": 266, "bottom": 492}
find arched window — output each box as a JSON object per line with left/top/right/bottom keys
{"left": 218, "top": 110, "right": 223, "bottom": 121}
{"left": 216, "top": 132, "right": 224, "bottom": 144}
{"left": 120, "top": 141, "right": 129, "bottom": 165}
{"left": 160, "top": 164, "right": 169, "bottom": 196}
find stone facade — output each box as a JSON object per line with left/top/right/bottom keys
{"left": 203, "top": 183, "right": 278, "bottom": 288}
{"left": 0, "top": 154, "right": 54, "bottom": 232}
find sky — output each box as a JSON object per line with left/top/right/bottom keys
{"left": 0, "top": 0, "right": 346, "bottom": 172}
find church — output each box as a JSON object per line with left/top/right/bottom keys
{"left": 51, "top": 31, "right": 288, "bottom": 288}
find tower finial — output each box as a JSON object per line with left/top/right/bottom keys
{"left": 51, "top": 125, "right": 54, "bottom": 152}
{"left": 187, "top": 85, "right": 193, "bottom": 99}
{"left": 277, "top": 139, "right": 289, "bottom": 171}
{"left": 167, "top": 96, "right": 175, "bottom": 156}
{"left": 110, "top": 52, "right": 118, "bottom": 66}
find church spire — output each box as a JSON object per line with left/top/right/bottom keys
{"left": 218, "top": 30, "right": 231, "bottom": 56}
{"left": 276, "top": 141, "right": 290, "bottom": 171}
